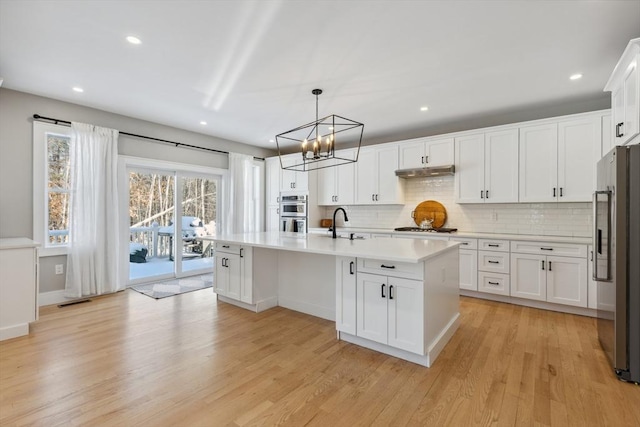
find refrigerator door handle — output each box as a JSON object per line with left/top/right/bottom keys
{"left": 592, "top": 190, "right": 612, "bottom": 281}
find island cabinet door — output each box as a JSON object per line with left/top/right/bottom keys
{"left": 356, "top": 272, "right": 388, "bottom": 345}
{"left": 387, "top": 277, "right": 424, "bottom": 354}
{"left": 214, "top": 254, "right": 228, "bottom": 296}
{"left": 225, "top": 253, "right": 241, "bottom": 300}
{"left": 336, "top": 257, "right": 357, "bottom": 335}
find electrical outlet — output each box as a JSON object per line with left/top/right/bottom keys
{"left": 55, "top": 264, "right": 64, "bottom": 275}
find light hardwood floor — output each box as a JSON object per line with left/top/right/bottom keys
{"left": 1, "top": 289, "right": 639, "bottom": 426}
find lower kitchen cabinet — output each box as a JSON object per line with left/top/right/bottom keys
{"left": 450, "top": 237, "right": 478, "bottom": 291}
{"left": 356, "top": 272, "right": 424, "bottom": 354}
{"left": 336, "top": 257, "right": 357, "bottom": 335}
{"left": 510, "top": 252, "right": 587, "bottom": 307}
{"left": 214, "top": 243, "right": 253, "bottom": 304}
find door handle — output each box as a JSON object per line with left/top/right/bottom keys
{"left": 485, "top": 190, "right": 489, "bottom": 199}
{"left": 488, "top": 281, "right": 499, "bottom": 285}
{"left": 488, "top": 244, "right": 499, "bottom": 248}
{"left": 372, "top": 194, "right": 375, "bottom": 201}
{"left": 375, "top": 194, "right": 379, "bottom": 201}
{"left": 421, "top": 156, "right": 424, "bottom": 164}
{"left": 389, "top": 285, "right": 394, "bottom": 300}
{"left": 593, "top": 190, "right": 612, "bottom": 281}
{"left": 381, "top": 284, "right": 386, "bottom": 298}
{"left": 425, "top": 155, "right": 429, "bottom": 164}
{"left": 541, "top": 247, "right": 553, "bottom": 251}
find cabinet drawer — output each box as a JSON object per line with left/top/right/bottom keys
{"left": 479, "top": 239, "right": 509, "bottom": 252}
{"left": 478, "top": 251, "right": 510, "bottom": 273}
{"left": 357, "top": 258, "right": 424, "bottom": 281}
{"left": 510, "top": 241, "right": 587, "bottom": 258}
{"left": 450, "top": 237, "right": 478, "bottom": 250}
{"left": 478, "top": 272, "right": 510, "bottom": 296}
{"left": 215, "top": 242, "right": 241, "bottom": 254}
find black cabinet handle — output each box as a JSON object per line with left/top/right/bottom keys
{"left": 488, "top": 281, "right": 499, "bottom": 285}
{"left": 541, "top": 247, "right": 553, "bottom": 251}
{"left": 553, "top": 188, "right": 556, "bottom": 197}
{"left": 389, "top": 285, "right": 394, "bottom": 300}
{"left": 616, "top": 122, "right": 624, "bottom": 138}
{"left": 380, "top": 264, "right": 396, "bottom": 269}
{"left": 541, "top": 260, "right": 545, "bottom": 270}
{"left": 480, "top": 190, "right": 484, "bottom": 199}
{"left": 222, "top": 245, "right": 230, "bottom": 248}
{"left": 240, "top": 248, "right": 244, "bottom": 258}
{"left": 381, "top": 284, "right": 386, "bottom": 298}
{"left": 488, "top": 244, "right": 499, "bottom": 247}
{"left": 425, "top": 155, "right": 429, "bottom": 163}
{"left": 488, "top": 260, "right": 500, "bottom": 264}
{"left": 559, "top": 187, "right": 563, "bottom": 197}
{"left": 349, "top": 261, "right": 354, "bottom": 275}
{"left": 372, "top": 194, "right": 375, "bottom": 201}
{"left": 421, "top": 156, "right": 424, "bottom": 164}
{"left": 486, "top": 190, "right": 489, "bottom": 199}
{"left": 548, "top": 261, "right": 552, "bottom": 271}
{"left": 376, "top": 194, "right": 379, "bottom": 201}
{"left": 460, "top": 242, "right": 469, "bottom": 246}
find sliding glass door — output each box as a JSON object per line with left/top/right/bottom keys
{"left": 126, "top": 164, "right": 220, "bottom": 284}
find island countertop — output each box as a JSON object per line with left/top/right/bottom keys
{"left": 202, "top": 232, "right": 459, "bottom": 263}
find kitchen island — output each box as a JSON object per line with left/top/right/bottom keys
{"left": 202, "top": 232, "right": 460, "bottom": 366}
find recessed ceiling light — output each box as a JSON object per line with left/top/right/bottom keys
{"left": 569, "top": 73, "right": 582, "bottom": 80}
{"left": 420, "top": 106, "right": 429, "bottom": 111}
{"left": 200, "top": 121, "right": 207, "bottom": 125}
{"left": 72, "top": 87, "right": 84, "bottom": 93}
{"left": 126, "top": 36, "right": 142, "bottom": 45}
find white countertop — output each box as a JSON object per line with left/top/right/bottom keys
{"left": 0, "top": 238, "right": 41, "bottom": 250}
{"left": 203, "top": 232, "right": 459, "bottom": 263}
{"left": 309, "top": 227, "right": 592, "bottom": 245}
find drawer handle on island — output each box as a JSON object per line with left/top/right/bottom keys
{"left": 541, "top": 247, "right": 553, "bottom": 251}
{"left": 488, "top": 260, "right": 500, "bottom": 264}
{"left": 222, "top": 245, "right": 230, "bottom": 249}
{"left": 349, "top": 261, "right": 354, "bottom": 275}
{"left": 380, "top": 264, "right": 396, "bottom": 269}
{"left": 389, "top": 285, "right": 394, "bottom": 300}
{"left": 381, "top": 284, "right": 386, "bottom": 298}
{"left": 488, "top": 281, "right": 499, "bottom": 286}
{"left": 460, "top": 242, "right": 469, "bottom": 246}
{"left": 487, "top": 244, "right": 500, "bottom": 248}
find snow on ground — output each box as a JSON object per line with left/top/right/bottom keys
{"left": 129, "top": 256, "right": 214, "bottom": 281}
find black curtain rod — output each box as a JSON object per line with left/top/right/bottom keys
{"left": 33, "top": 114, "right": 264, "bottom": 161}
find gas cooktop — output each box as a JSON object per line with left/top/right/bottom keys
{"left": 394, "top": 227, "right": 458, "bottom": 233}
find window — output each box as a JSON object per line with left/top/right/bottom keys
{"left": 33, "top": 121, "right": 72, "bottom": 256}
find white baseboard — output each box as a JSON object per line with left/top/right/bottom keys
{"left": 38, "top": 289, "right": 70, "bottom": 307}
{"left": 0, "top": 323, "right": 29, "bottom": 341}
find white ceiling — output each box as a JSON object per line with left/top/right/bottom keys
{"left": 1, "top": 1, "right": 639, "bottom": 150}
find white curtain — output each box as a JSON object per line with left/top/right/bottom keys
{"left": 223, "top": 153, "right": 259, "bottom": 235}
{"left": 65, "top": 122, "right": 121, "bottom": 298}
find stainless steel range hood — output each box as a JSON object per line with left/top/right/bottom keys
{"left": 395, "top": 165, "right": 455, "bottom": 178}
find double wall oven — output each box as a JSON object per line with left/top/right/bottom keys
{"left": 279, "top": 195, "right": 307, "bottom": 234}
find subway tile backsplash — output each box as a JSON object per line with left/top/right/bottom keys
{"left": 323, "top": 176, "right": 592, "bottom": 237}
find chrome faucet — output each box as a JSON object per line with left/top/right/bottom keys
{"left": 332, "top": 207, "right": 349, "bottom": 239}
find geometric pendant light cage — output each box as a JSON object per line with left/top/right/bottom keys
{"left": 275, "top": 89, "right": 364, "bottom": 172}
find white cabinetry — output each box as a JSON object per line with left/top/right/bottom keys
{"left": 356, "top": 271, "right": 424, "bottom": 354}
{"left": 214, "top": 242, "right": 253, "bottom": 304}
{"left": 355, "top": 144, "right": 404, "bottom": 204}
{"left": 317, "top": 149, "right": 356, "bottom": 205}
{"left": 0, "top": 238, "right": 39, "bottom": 341}
{"left": 510, "top": 241, "right": 588, "bottom": 307}
{"left": 265, "top": 157, "right": 280, "bottom": 231}
{"left": 399, "top": 137, "right": 454, "bottom": 169}
{"left": 336, "top": 257, "right": 357, "bottom": 335}
{"left": 279, "top": 154, "right": 308, "bottom": 192}
{"left": 519, "top": 114, "right": 600, "bottom": 202}
{"left": 455, "top": 129, "right": 518, "bottom": 203}
{"left": 477, "top": 239, "right": 510, "bottom": 296}
{"left": 605, "top": 38, "right": 640, "bottom": 146}
{"left": 450, "top": 237, "right": 477, "bottom": 291}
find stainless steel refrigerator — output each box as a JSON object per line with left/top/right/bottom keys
{"left": 593, "top": 144, "right": 640, "bottom": 383}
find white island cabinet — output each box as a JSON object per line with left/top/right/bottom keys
{"left": 203, "top": 232, "right": 460, "bottom": 367}
{"left": 0, "top": 238, "right": 40, "bottom": 341}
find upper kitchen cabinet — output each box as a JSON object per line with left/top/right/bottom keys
{"left": 279, "top": 154, "right": 308, "bottom": 193}
{"left": 265, "top": 157, "right": 281, "bottom": 206}
{"left": 519, "top": 113, "right": 600, "bottom": 203}
{"left": 455, "top": 129, "right": 518, "bottom": 204}
{"left": 605, "top": 38, "right": 640, "bottom": 146}
{"left": 399, "top": 137, "right": 454, "bottom": 169}
{"left": 355, "top": 144, "right": 404, "bottom": 204}
{"left": 317, "top": 148, "right": 356, "bottom": 206}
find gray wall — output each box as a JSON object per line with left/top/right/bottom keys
{"left": 0, "top": 88, "right": 275, "bottom": 293}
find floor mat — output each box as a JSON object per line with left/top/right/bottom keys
{"left": 129, "top": 274, "right": 213, "bottom": 299}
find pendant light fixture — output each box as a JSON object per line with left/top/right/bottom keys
{"left": 276, "top": 89, "right": 363, "bottom": 172}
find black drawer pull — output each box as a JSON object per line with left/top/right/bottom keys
{"left": 487, "top": 260, "right": 500, "bottom": 264}
{"left": 541, "top": 247, "right": 553, "bottom": 251}
{"left": 380, "top": 264, "right": 396, "bottom": 269}
{"left": 222, "top": 245, "right": 230, "bottom": 248}
{"left": 488, "top": 281, "right": 499, "bottom": 285}
{"left": 488, "top": 244, "right": 500, "bottom": 247}
{"left": 460, "top": 242, "right": 469, "bottom": 245}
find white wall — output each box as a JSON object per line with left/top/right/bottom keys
{"left": 323, "top": 176, "right": 592, "bottom": 237}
